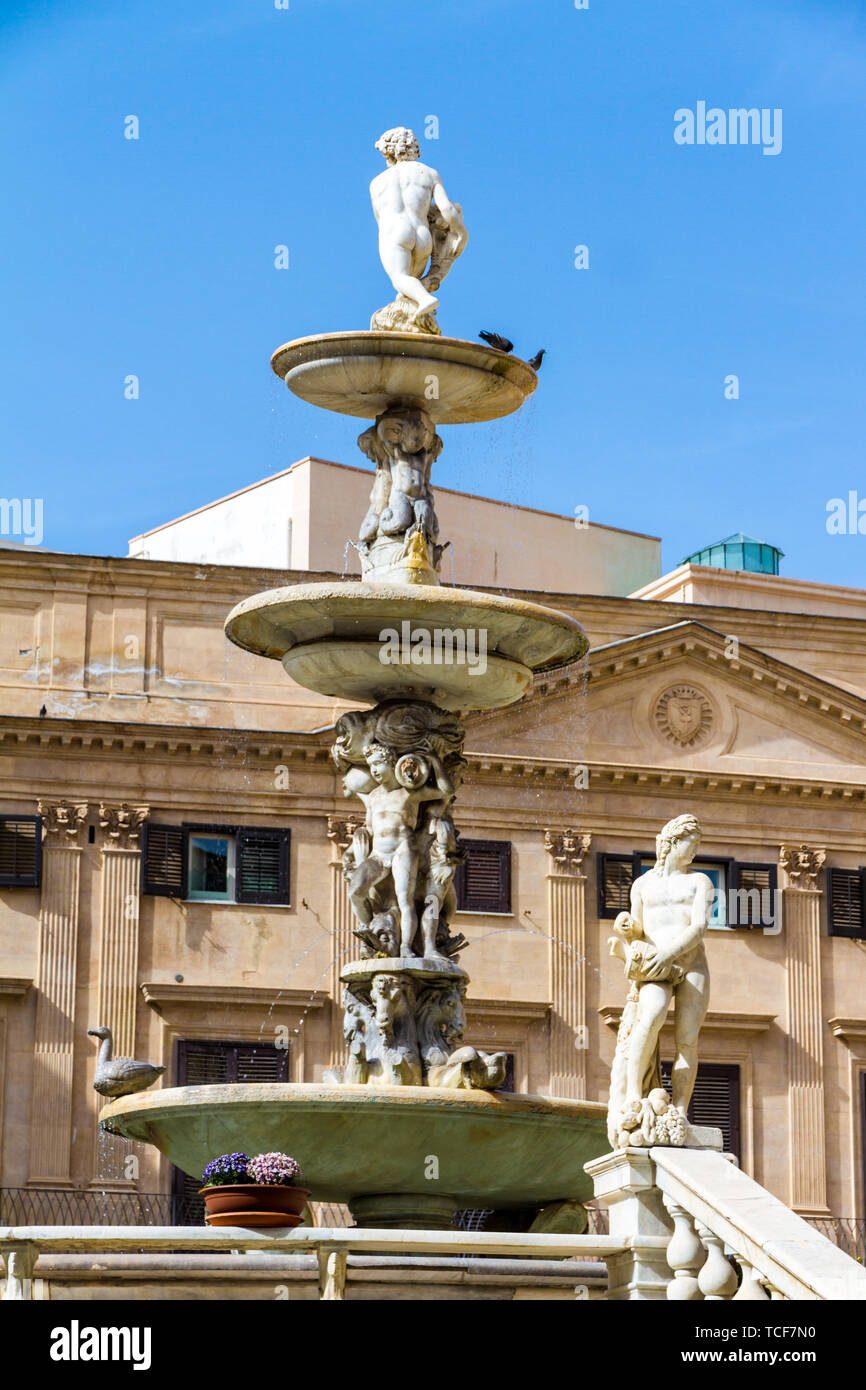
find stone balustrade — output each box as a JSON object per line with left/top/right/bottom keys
{"left": 0, "top": 1226, "right": 625, "bottom": 1302}
{"left": 652, "top": 1146, "right": 866, "bottom": 1302}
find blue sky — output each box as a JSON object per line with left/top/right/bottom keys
{"left": 2, "top": 0, "right": 865, "bottom": 586}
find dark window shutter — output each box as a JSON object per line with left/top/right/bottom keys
{"left": 172, "top": 1039, "right": 290, "bottom": 1222}
{"left": 597, "top": 853, "right": 635, "bottom": 918}
{"left": 141, "top": 823, "right": 186, "bottom": 897}
{"left": 828, "top": 868, "right": 866, "bottom": 939}
{"left": 730, "top": 862, "right": 778, "bottom": 929}
{"left": 0, "top": 815, "right": 42, "bottom": 887}
{"left": 455, "top": 839, "right": 511, "bottom": 913}
{"left": 661, "top": 1060, "right": 740, "bottom": 1159}
{"left": 236, "top": 1043, "right": 289, "bottom": 1083}
{"left": 236, "top": 828, "right": 290, "bottom": 905}
{"left": 499, "top": 1053, "right": 515, "bottom": 1093}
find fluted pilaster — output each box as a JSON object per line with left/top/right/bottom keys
{"left": 544, "top": 828, "right": 592, "bottom": 1099}
{"left": 29, "top": 800, "right": 88, "bottom": 1184}
{"left": 95, "top": 804, "right": 149, "bottom": 1058}
{"left": 779, "top": 844, "right": 828, "bottom": 1214}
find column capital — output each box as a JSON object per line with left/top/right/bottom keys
{"left": 327, "top": 815, "right": 361, "bottom": 857}
{"left": 37, "top": 800, "right": 88, "bottom": 844}
{"left": 779, "top": 843, "right": 826, "bottom": 891}
{"left": 98, "top": 802, "right": 150, "bottom": 847}
{"left": 544, "top": 828, "right": 592, "bottom": 875}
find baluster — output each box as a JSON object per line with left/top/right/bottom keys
{"left": 696, "top": 1223, "right": 738, "bottom": 1300}
{"left": 2, "top": 1244, "right": 37, "bottom": 1301}
{"left": 318, "top": 1246, "right": 347, "bottom": 1300}
{"left": 733, "top": 1258, "right": 770, "bottom": 1300}
{"left": 663, "top": 1196, "right": 705, "bottom": 1300}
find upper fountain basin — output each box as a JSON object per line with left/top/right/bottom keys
{"left": 271, "top": 332, "right": 538, "bottom": 423}
{"left": 100, "top": 1083, "right": 607, "bottom": 1209}
{"left": 225, "top": 581, "right": 588, "bottom": 711}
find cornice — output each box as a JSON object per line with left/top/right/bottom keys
{"left": 0, "top": 977, "right": 33, "bottom": 997}
{"left": 507, "top": 622, "right": 866, "bottom": 734}
{"left": 464, "top": 998, "right": 551, "bottom": 1023}
{"left": 141, "top": 983, "right": 327, "bottom": 1012}
{"left": 828, "top": 1017, "right": 866, "bottom": 1045}
{"left": 599, "top": 1006, "right": 777, "bottom": 1035}
{"left": 0, "top": 715, "right": 333, "bottom": 765}
{"left": 463, "top": 755, "right": 866, "bottom": 803}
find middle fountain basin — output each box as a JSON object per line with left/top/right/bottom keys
{"left": 225, "top": 580, "right": 588, "bottom": 711}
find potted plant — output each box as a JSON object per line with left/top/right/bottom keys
{"left": 199, "top": 1150, "right": 311, "bottom": 1228}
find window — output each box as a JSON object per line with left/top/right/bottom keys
{"left": 454, "top": 839, "right": 511, "bottom": 913}
{"left": 729, "top": 862, "right": 778, "bottom": 930}
{"left": 827, "top": 868, "right": 866, "bottom": 939}
{"left": 660, "top": 1060, "right": 740, "bottom": 1159}
{"left": 638, "top": 855, "right": 733, "bottom": 929}
{"left": 597, "top": 849, "right": 777, "bottom": 930}
{"left": 141, "top": 823, "right": 290, "bottom": 905}
{"left": 172, "top": 1039, "right": 289, "bottom": 1224}
{"left": 596, "top": 853, "right": 634, "bottom": 919}
{"left": 188, "top": 834, "right": 235, "bottom": 901}
{"left": 0, "top": 815, "right": 42, "bottom": 888}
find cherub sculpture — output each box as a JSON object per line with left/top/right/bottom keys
{"left": 369, "top": 126, "right": 467, "bottom": 334}
{"left": 607, "top": 813, "right": 713, "bottom": 1149}
{"left": 342, "top": 743, "right": 455, "bottom": 957}
{"left": 357, "top": 407, "right": 442, "bottom": 547}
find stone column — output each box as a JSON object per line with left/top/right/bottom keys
{"left": 544, "top": 829, "right": 592, "bottom": 1099}
{"left": 91, "top": 804, "right": 149, "bottom": 1184}
{"left": 28, "top": 800, "right": 88, "bottom": 1185}
{"left": 779, "top": 844, "right": 829, "bottom": 1215}
{"left": 327, "top": 816, "right": 360, "bottom": 1072}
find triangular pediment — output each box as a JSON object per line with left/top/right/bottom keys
{"left": 465, "top": 621, "right": 866, "bottom": 782}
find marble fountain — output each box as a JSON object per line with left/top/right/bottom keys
{"left": 102, "top": 126, "right": 607, "bottom": 1229}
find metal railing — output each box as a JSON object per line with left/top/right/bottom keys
{"left": 0, "top": 1189, "right": 201, "bottom": 1228}
{"left": 805, "top": 1217, "right": 866, "bottom": 1263}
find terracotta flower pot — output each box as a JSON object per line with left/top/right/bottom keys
{"left": 199, "top": 1183, "right": 312, "bottom": 1229}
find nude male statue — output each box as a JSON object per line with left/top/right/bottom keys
{"left": 370, "top": 127, "right": 467, "bottom": 324}
{"left": 343, "top": 743, "right": 455, "bottom": 956}
{"left": 608, "top": 813, "right": 713, "bottom": 1145}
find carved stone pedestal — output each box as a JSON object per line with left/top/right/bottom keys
{"left": 340, "top": 956, "right": 506, "bottom": 1090}
{"left": 349, "top": 1192, "right": 458, "bottom": 1230}
{"left": 585, "top": 1149, "right": 672, "bottom": 1300}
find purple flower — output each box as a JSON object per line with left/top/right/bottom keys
{"left": 202, "top": 1152, "right": 249, "bottom": 1186}
{"left": 247, "top": 1151, "right": 302, "bottom": 1186}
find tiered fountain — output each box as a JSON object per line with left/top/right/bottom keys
{"left": 103, "top": 128, "right": 607, "bottom": 1229}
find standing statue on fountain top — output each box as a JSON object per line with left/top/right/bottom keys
{"left": 606, "top": 813, "right": 713, "bottom": 1150}
{"left": 370, "top": 126, "right": 467, "bottom": 336}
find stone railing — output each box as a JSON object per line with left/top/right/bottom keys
{"left": 0, "top": 1226, "right": 622, "bottom": 1302}
{"left": 587, "top": 1147, "right": 866, "bottom": 1301}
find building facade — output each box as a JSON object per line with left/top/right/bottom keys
{"left": 1, "top": 478, "right": 865, "bottom": 1230}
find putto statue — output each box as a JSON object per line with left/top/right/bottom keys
{"left": 606, "top": 814, "right": 713, "bottom": 1149}
{"left": 332, "top": 700, "right": 467, "bottom": 962}
{"left": 329, "top": 699, "right": 505, "bottom": 1090}
{"left": 356, "top": 406, "right": 446, "bottom": 584}
{"left": 369, "top": 126, "right": 467, "bottom": 335}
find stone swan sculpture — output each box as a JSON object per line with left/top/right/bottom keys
{"left": 88, "top": 1025, "right": 165, "bottom": 1098}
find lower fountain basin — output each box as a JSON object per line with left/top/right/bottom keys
{"left": 101, "top": 1083, "right": 607, "bottom": 1216}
